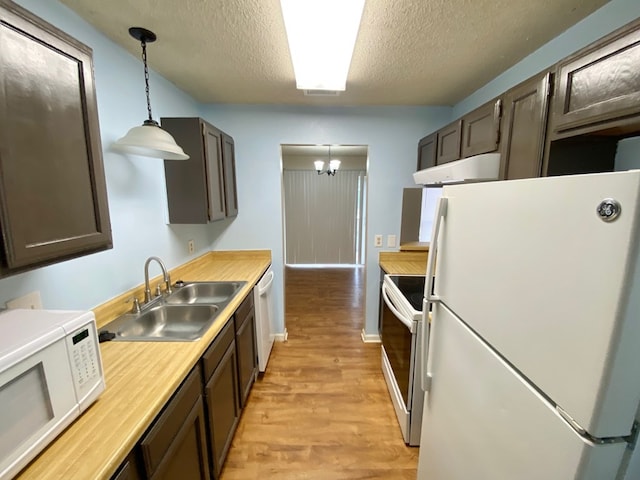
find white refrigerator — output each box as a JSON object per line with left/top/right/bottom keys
{"left": 417, "top": 170, "right": 640, "bottom": 479}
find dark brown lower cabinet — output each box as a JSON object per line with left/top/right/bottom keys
{"left": 139, "top": 367, "right": 210, "bottom": 480}
{"left": 202, "top": 321, "right": 241, "bottom": 478}
{"left": 111, "top": 452, "right": 143, "bottom": 480}
{"left": 235, "top": 293, "right": 258, "bottom": 407}
{"left": 113, "top": 298, "right": 260, "bottom": 480}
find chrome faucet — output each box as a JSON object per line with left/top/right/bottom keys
{"left": 143, "top": 256, "right": 172, "bottom": 303}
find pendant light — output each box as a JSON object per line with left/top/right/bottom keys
{"left": 113, "top": 27, "right": 189, "bottom": 160}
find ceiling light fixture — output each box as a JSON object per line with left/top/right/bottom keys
{"left": 314, "top": 146, "right": 341, "bottom": 176}
{"left": 113, "top": 27, "right": 189, "bottom": 160}
{"left": 280, "top": 0, "right": 365, "bottom": 91}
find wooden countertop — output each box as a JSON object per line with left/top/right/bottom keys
{"left": 17, "top": 250, "right": 271, "bottom": 480}
{"left": 379, "top": 250, "right": 428, "bottom": 275}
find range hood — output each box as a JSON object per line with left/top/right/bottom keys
{"left": 413, "top": 152, "right": 501, "bottom": 186}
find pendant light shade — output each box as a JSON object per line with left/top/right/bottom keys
{"left": 115, "top": 120, "right": 188, "bottom": 160}
{"left": 114, "top": 27, "right": 189, "bottom": 160}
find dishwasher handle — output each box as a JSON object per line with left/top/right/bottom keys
{"left": 258, "top": 270, "right": 274, "bottom": 296}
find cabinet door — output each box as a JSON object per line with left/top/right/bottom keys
{"left": 460, "top": 99, "right": 501, "bottom": 158}
{"left": 499, "top": 72, "right": 551, "bottom": 180}
{"left": 417, "top": 133, "right": 437, "bottom": 171}
{"left": 111, "top": 453, "right": 142, "bottom": 480}
{"left": 551, "top": 18, "right": 640, "bottom": 137}
{"left": 162, "top": 117, "right": 210, "bottom": 224}
{"left": 0, "top": 1, "right": 111, "bottom": 274}
{"left": 140, "top": 367, "right": 210, "bottom": 480}
{"left": 204, "top": 339, "right": 240, "bottom": 478}
{"left": 203, "top": 125, "right": 226, "bottom": 221}
{"left": 221, "top": 133, "right": 238, "bottom": 217}
{"left": 235, "top": 295, "right": 257, "bottom": 407}
{"left": 435, "top": 120, "right": 462, "bottom": 165}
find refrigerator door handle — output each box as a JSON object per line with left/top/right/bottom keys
{"left": 425, "top": 196, "right": 447, "bottom": 304}
{"left": 422, "top": 306, "right": 435, "bottom": 392}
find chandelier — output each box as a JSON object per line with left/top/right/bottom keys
{"left": 314, "top": 146, "right": 341, "bottom": 176}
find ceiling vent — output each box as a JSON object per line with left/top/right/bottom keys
{"left": 303, "top": 89, "right": 341, "bottom": 96}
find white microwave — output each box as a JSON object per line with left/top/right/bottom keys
{"left": 0, "top": 309, "right": 105, "bottom": 479}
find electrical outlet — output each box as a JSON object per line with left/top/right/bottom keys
{"left": 188, "top": 239, "right": 195, "bottom": 254}
{"left": 6, "top": 291, "right": 42, "bottom": 310}
{"left": 374, "top": 234, "right": 383, "bottom": 247}
{"left": 387, "top": 234, "right": 397, "bottom": 248}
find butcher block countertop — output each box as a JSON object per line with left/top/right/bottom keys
{"left": 379, "top": 250, "right": 428, "bottom": 275}
{"left": 17, "top": 250, "right": 271, "bottom": 480}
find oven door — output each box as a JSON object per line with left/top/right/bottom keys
{"left": 381, "top": 283, "right": 415, "bottom": 408}
{"left": 380, "top": 282, "right": 422, "bottom": 444}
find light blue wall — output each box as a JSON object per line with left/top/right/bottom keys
{"left": 452, "top": 0, "right": 640, "bottom": 118}
{"left": 0, "top": 0, "right": 448, "bottom": 337}
{"left": 198, "top": 105, "right": 451, "bottom": 334}
{"left": 451, "top": 0, "right": 640, "bottom": 172}
{"left": 3, "top": 0, "right": 639, "bottom": 336}
{"left": 0, "top": 0, "right": 211, "bottom": 310}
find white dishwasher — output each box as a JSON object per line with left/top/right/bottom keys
{"left": 254, "top": 266, "right": 275, "bottom": 372}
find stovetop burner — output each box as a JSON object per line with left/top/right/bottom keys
{"left": 387, "top": 275, "right": 425, "bottom": 312}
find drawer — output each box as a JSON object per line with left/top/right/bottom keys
{"left": 235, "top": 290, "right": 253, "bottom": 332}
{"left": 201, "top": 320, "right": 235, "bottom": 381}
{"left": 234, "top": 292, "right": 254, "bottom": 332}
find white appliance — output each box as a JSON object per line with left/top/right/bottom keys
{"left": 418, "top": 170, "right": 640, "bottom": 479}
{"left": 380, "top": 274, "right": 426, "bottom": 445}
{"left": 412, "top": 152, "right": 501, "bottom": 186}
{"left": 254, "top": 266, "right": 275, "bottom": 372}
{"left": 0, "top": 309, "right": 105, "bottom": 480}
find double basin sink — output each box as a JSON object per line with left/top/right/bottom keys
{"left": 101, "top": 281, "right": 246, "bottom": 342}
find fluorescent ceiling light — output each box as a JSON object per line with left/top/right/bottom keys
{"left": 280, "top": 0, "right": 365, "bottom": 91}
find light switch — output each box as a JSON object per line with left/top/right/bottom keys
{"left": 387, "top": 235, "right": 397, "bottom": 248}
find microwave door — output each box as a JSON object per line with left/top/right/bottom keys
{"left": 0, "top": 339, "right": 78, "bottom": 479}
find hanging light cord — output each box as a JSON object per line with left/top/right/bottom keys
{"left": 140, "top": 39, "right": 158, "bottom": 126}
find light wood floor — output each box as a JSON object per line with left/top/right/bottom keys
{"left": 220, "top": 266, "right": 419, "bottom": 479}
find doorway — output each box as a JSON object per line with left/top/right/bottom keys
{"left": 281, "top": 144, "right": 368, "bottom": 266}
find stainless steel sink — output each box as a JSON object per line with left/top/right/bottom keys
{"left": 100, "top": 281, "right": 246, "bottom": 342}
{"left": 164, "top": 281, "right": 246, "bottom": 305}
{"left": 103, "top": 304, "right": 219, "bottom": 341}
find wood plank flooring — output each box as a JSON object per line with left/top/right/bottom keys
{"left": 220, "top": 266, "right": 419, "bottom": 479}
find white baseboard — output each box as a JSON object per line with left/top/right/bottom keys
{"left": 361, "top": 329, "right": 381, "bottom": 343}
{"left": 274, "top": 329, "right": 288, "bottom": 342}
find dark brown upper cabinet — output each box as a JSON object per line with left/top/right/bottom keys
{"left": 221, "top": 133, "right": 238, "bottom": 218}
{"left": 460, "top": 99, "right": 502, "bottom": 158}
{"left": 416, "top": 133, "right": 437, "bottom": 171}
{"left": 0, "top": 0, "right": 112, "bottom": 277}
{"left": 499, "top": 72, "right": 552, "bottom": 180}
{"left": 435, "top": 120, "right": 462, "bottom": 165}
{"left": 551, "top": 17, "right": 640, "bottom": 138}
{"left": 162, "top": 117, "right": 238, "bottom": 224}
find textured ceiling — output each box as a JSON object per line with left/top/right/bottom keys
{"left": 59, "top": 0, "right": 609, "bottom": 106}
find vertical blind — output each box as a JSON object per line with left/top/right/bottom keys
{"left": 283, "top": 170, "right": 366, "bottom": 264}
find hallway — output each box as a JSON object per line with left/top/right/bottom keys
{"left": 221, "top": 267, "right": 419, "bottom": 479}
